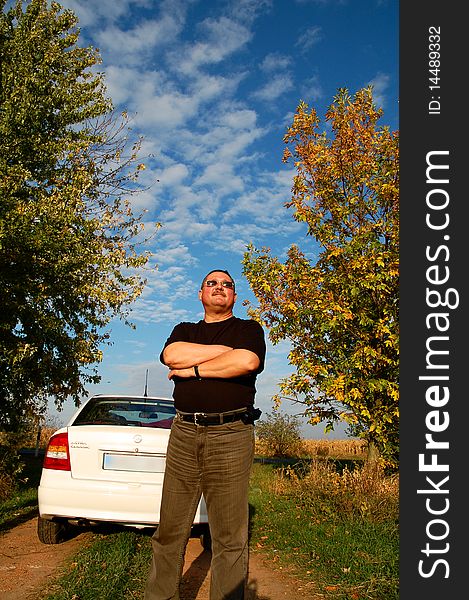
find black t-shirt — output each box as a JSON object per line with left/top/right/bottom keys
{"left": 160, "top": 316, "right": 266, "bottom": 413}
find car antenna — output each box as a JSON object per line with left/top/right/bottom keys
{"left": 143, "top": 368, "right": 149, "bottom": 398}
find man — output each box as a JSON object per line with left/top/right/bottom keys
{"left": 144, "top": 269, "right": 266, "bottom": 600}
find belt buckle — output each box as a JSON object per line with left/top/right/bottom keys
{"left": 194, "top": 412, "right": 205, "bottom": 425}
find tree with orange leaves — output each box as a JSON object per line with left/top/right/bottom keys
{"left": 243, "top": 87, "right": 399, "bottom": 468}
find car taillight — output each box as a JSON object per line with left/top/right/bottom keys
{"left": 43, "top": 431, "right": 71, "bottom": 471}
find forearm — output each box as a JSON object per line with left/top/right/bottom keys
{"left": 168, "top": 349, "right": 260, "bottom": 380}
{"left": 162, "top": 341, "right": 232, "bottom": 369}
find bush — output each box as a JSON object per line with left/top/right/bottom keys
{"left": 255, "top": 411, "right": 304, "bottom": 458}
{"left": 0, "top": 413, "right": 59, "bottom": 501}
{"left": 274, "top": 459, "right": 399, "bottom": 523}
{"left": 0, "top": 431, "right": 28, "bottom": 501}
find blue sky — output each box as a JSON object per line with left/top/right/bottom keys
{"left": 50, "top": 0, "right": 399, "bottom": 437}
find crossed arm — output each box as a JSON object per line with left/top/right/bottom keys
{"left": 162, "top": 341, "right": 260, "bottom": 380}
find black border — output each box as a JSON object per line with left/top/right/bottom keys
{"left": 400, "top": 3, "right": 465, "bottom": 597}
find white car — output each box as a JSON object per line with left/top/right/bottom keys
{"left": 37, "top": 394, "right": 209, "bottom": 546}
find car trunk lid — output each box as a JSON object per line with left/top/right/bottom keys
{"left": 67, "top": 426, "right": 170, "bottom": 483}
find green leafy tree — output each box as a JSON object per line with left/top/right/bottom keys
{"left": 243, "top": 88, "right": 399, "bottom": 467}
{"left": 255, "top": 411, "right": 304, "bottom": 458}
{"left": 0, "top": 0, "right": 157, "bottom": 431}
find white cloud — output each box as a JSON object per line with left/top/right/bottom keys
{"left": 226, "top": 0, "right": 273, "bottom": 25}
{"left": 156, "top": 215, "right": 216, "bottom": 244}
{"left": 300, "top": 74, "right": 324, "bottom": 103}
{"left": 367, "top": 72, "right": 391, "bottom": 109}
{"left": 126, "top": 185, "right": 160, "bottom": 215}
{"left": 106, "top": 70, "right": 244, "bottom": 134}
{"left": 103, "top": 66, "right": 165, "bottom": 107}
{"left": 60, "top": 0, "right": 135, "bottom": 27}
{"left": 132, "top": 299, "right": 193, "bottom": 324}
{"left": 158, "top": 163, "right": 190, "bottom": 187}
{"left": 195, "top": 163, "right": 244, "bottom": 195}
{"left": 151, "top": 244, "right": 198, "bottom": 266}
{"left": 191, "top": 72, "right": 246, "bottom": 103}
{"left": 295, "top": 25, "right": 323, "bottom": 52}
{"left": 260, "top": 53, "right": 292, "bottom": 73}
{"left": 252, "top": 74, "right": 294, "bottom": 102}
{"left": 175, "top": 16, "right": 252, "bottom": 75}
{"left": 221, "top": 167, "right": 294, "bottom": 222}
{"left": 95, "top": 16, "right": 183, "bottom": 66}
{"left": 136, "top": 89, "right": 197, "bottom": 129}
{"left": 221, "top": 108, "right": 258, "bottom": 130}
{"left": 61, "top": 0, "right": 190, "bottom": 31}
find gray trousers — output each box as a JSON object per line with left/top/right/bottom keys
{"left": 144, "top": 415, "right": 255, "bottom": 600}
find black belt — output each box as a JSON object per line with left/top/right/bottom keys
{"left": 176, "top": 408, "right": 248, "bottom": 426}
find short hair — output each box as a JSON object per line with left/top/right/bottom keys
{"left": 200, "top": 269, "right": 235, "bottom": 290}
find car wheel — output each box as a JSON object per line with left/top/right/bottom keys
{"left": 37, "top": 516, "right": 69, "bottom": 544}
{"left": 200, "top": 526, "right": 211, "bottom": 551}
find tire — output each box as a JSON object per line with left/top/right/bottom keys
{"left": 37, "top": 516, "right": 69, "bottom": 544}
{"left": 200, "top": 526, "right": 212, "bottom": 551}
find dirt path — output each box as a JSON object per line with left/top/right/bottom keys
{"left": 0, "top": 517, "right": 90, "bottom": 600}
{"left": 0, "top": 517, "right": 321, "bottom": 599}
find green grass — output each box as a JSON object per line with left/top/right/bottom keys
{"left": 248, "top": 462, "right": 399, "bottom": 600}
{"left": 0, "top": 486, "right": 38, "bottom": 530}
{"left": 40, "top": 529, "right": 153, "bottom": 600}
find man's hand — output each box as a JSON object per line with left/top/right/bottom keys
{"left": 167, "top": 367, "right": 195, "bottom": 380}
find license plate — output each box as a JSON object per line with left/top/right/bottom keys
{"left": 103, "top": 452, "right": 166, "bottom": 472}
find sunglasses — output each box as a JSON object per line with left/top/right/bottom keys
{"left": 204, "top": 279, "right": 235, "bottom": 289}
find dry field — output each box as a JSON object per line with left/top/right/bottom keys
{"left": 301, "top": 438, "right": 367, "bottom": 459}
{"left": 254, "top": 437, "right": 368, "bottom": 460}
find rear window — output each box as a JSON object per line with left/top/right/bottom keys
{"left": 72, "top": 397, "right": 176, "bottom": 429}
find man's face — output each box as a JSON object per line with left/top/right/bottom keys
{"left": 199, "top": 271, "right": 237, "bottom": 312}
